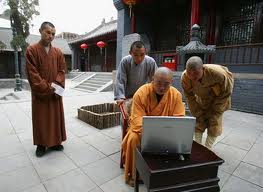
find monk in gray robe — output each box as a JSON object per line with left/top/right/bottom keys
{"left": 26, "top": 21, "right": 66, "bottom": 157}
{"left": 181, "top": 56, "right": 234, "bottom": 149}
{"left": 114, "top": 41, "right": 158, "bottom": 115}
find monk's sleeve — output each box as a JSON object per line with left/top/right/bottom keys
{"left": 55, "top": 50, "right": 66, "bottom": 88}
{"left": 181, "top": 74, "right": 203, "bottom": 117}
{"left": 148, "top": 58, "right": 158, "bottom": 82}
{"left": 172, "top": 92, "right": 186, "bottom": 116}
{"left": 114, "top": 59, "right": 127, "bottom": 100}
{"left": 211, "top": 69, "right": 234, "bottom": 113}
{"left": 26, "top": 47, "right": 54, "bottom": 95}
{"left": 129, "top": 91, "right": 147, "bottom": 134}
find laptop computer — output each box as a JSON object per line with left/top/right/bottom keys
{"left": 141, "top": 116, "right": 196, "bottom": 156}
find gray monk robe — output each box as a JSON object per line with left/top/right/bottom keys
{"left": 26, "top": 42, "right": 66, "bottom": 147}
{"left": 114, "top": 55, "right": 158, "bottom": 100}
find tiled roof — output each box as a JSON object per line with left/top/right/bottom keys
{"left": 177, "top": 41, "right": 216, "bottom": 54}
{"left": 68, "top": 20, "right": 117, "bottom": 44}
{"left": 177, "top": 24, "right": 216, "bottom": 54}
{"left": 0, "top": 28, "right": 71, "bottom": 55}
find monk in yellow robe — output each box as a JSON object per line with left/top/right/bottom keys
{"left": 122, "top": 67, "right": 185, "bottom": 186}
{"left": 181, "top": 56, "right": 234, "bottom": 149}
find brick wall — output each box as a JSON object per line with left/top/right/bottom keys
{"left": 172, "top": 73, "right": 263, "bottom": 115}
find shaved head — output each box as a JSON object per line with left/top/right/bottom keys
{"left": 154, "top": 67, "right": 173, "bottom": 79}
{"left": 185, "top": 56, "right": 204, "bottom": 82}
{"left": 186, "top": 56, "right": 203, "bottom": 71}
{"left": 152, "top": 67, "right": 173, "bottom": 95}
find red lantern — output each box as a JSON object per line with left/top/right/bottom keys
{"left": 96, "top": 41, "right": 106, "bottom": 54}
{"left": 123, "top": 0, "right": 138, "bottom": 17}
{"left": 80, "top": 43, "right": 88, "bottom": 53}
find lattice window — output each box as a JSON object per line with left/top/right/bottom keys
{"left": 175, "top": 22, "right": 190, "bottom": 45}
{"left": 220, "top": 1, "right": 257, "bottom": 45}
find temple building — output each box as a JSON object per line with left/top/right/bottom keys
{"left": 113, "top": 0, "right": 263, "bottom": 73}
{"left": 68, "top": 19, "right": 117, "bottom": 72}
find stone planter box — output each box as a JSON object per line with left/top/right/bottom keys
{"left": 78, "top": 103, "right": 121, "bottom": 129}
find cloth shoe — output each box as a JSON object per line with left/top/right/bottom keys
{"left": 50, "top": 144, "right": 64, "bottom": 151}
{"left": 36, "top": 145, "right": 46, "bottom": 157}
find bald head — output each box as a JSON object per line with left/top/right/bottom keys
{"left": 154, "top": 67, "right": 173, "bottom": 79}
{"left": 186, "top": 56, "right": 203, "bottom": 71}
{"left": 152, "top": 67, "right": 173, "bottom": 95}
{"left": 185, "top": 56, "right": 204, "bottom": 82}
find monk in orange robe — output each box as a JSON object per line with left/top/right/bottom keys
{"left": 121, "top": 67, "right": 185, "bottom": 186}
{"left": 26, "top": 22, "right": 66, "bottom": 157}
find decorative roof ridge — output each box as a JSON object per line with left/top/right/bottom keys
{"left": 68, "top": 19, "right": 117, "bottom": 44}
{"left": 177, "top": 24, "right": 216, "bottom": 54}
{"left": 85, "top": 19, "right": 117, "bottom": 36}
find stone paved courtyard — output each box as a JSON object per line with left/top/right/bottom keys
{"left": 0, "top": 80, "right": 263, "bottom": 192}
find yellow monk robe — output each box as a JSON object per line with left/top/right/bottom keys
{"left": 121, "top": 83, "right": 185, "bottom": 183}
{"left": 181, "top": 64, "right": 234, "bottom": 137}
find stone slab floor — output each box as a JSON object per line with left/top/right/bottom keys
{"left": 0, "top": 85, "right": 262, "bottom": 192}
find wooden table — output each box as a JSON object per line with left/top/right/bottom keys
{"left": 135, "top": 141, "right": 224, "bottom": 192}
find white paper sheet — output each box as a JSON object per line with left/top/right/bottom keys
{"left": 51, "top": 82, "right": 65, "bottom": 96}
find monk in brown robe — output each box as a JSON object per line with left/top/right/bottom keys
{"left": 181, "top": 56, "right": 234, "bottom": 149}
{"left": 121, "top": 67, "right": 185, "bottom": 186}
{"left": 26, "top": 22, "right": 66, "bottom": 157}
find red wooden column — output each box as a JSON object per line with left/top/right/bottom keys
{"left": 206, "top": 1, "right": 216, "bottom": 45}
{"left": 131, "top": 11, "right": 136, "bottom": 33}
{"left": 190, "top": 0, "right": 200, "bottom": 27}
{"left": 206, "top": 1, "right": 216, "bottom": 63}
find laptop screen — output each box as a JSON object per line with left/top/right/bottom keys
{"left": 141, "top": 116, "right": 196, "bottom": 155}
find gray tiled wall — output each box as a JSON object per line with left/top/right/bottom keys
{"left": 172, "top": 73, "right": 263, "bottom": 115}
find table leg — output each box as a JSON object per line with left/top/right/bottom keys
{"left": 134, "top": 169, "right": 139, "bottom": 192}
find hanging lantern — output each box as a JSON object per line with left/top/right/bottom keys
{"left": 80, "top": 43, "right": 88, "bottom": 53}
{"left": 96, "top": 41, "right": 106, "bottom": 55}
{"left": 123, "top": 0, "right": 138, "bottom": 17}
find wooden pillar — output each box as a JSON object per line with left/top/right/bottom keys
{"left": 190, "top": 0, "right": 200, "bottom": 28}
{"left": 206, "top": 1, "right": 216, "bottom": 45}
{"left": 87, "top": 48, "right": 90, "bottom": 71}
{"left": 207, "top": 1, "right": 216, "bottom": 64}
{"left": 104, "top": 47, "right": 107, "bottom": 72}
{"left": 131, "top": 11, "right": 136, "bottom": 33}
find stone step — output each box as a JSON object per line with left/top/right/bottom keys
{"left": 4, "top": 95, "right": 16, "bottom": 100}
{"left": 73, "top": 87, "right": 93, "bottom": 93}
{"left": 86, "top": 79, "right": 109, "bottom": 85}
{"left": 72, "top": 73, "right": 94, "bottom": 82}
{"left": 81, "top": 82, "right": 102, "bottom": 88}
{"left": 87, "top": 79, "right": 110, "bottom": 84}
{"left": 95, "top": 75, "right": 112, "bottom": 79}
{"left": 73, "top": 72, "right": 113, "bottom": 93}
{"left": 76, "top": 85, "right": 97, "bottom": 91}
{"left": 91, "top": 76, "right": 112, "bottom": 81}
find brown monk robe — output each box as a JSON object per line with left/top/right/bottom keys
{"left": 181, "top": 56, "right": 234, "bottom": 149}
{"left": 26, "top": 22, "right": 66, "bottom": 157}
{"left": 121, "top": 67, "right": 185, "bottom": 186}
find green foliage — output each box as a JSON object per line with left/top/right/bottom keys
{"left": 2, "top": 0, "right": 39, "bottom": 53}
{"left": 0, "top": 41, "right": 7, "bottom": 50}
{"left": 10, "top": 34, "right": 28, "bottom": 51}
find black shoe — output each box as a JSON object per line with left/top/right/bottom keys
{"left": 36, "top": 145, "right": 46, "bottom": 157}
{"left": 50, "top": 144, "right": 64, "bottom": 151}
